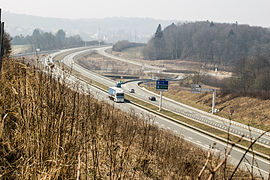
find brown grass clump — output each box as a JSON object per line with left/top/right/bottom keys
{"left": 0, "top": 59, "right": 253, "bottom": 179}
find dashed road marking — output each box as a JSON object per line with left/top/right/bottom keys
{"left": 244, "top": 162, "right": 269, "bottom": 174}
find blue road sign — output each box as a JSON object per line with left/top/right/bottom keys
{"left": 156, "top": 80, "right": 168, "bottom": 91}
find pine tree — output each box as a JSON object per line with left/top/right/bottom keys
{"left": 155, "top": 24, "right": 163, "bottom": 39}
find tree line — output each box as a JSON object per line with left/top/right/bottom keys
{"left": 12, "top": 29, "right": 84, "bottom": 51}
{"left": 112, "top": 40, "right": 145, "bottom": 52}
{"left": 221, "top": 55, "right": 270, "bottom": 99}
{"left": 144, "top": 22, "right": 270, "bottom": 99}
{"left": 143, "top": 22, "right": 270, "bottom": 66}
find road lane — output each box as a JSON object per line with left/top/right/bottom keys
{"left": 48, "top": 47, "right": 270, "bottom": 178}
{"left": 123, "top": 80, "right": 270, "bottom": 147}
{"left": 94, "top": 46, "right": 270, "bottom": 147}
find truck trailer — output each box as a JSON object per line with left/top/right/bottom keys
{"left": 108, "top": 87, "right": 125, "bottom": 103}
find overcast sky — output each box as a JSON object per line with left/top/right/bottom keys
{"left": 1, "top": 0, "right": 270, "bottom": 27}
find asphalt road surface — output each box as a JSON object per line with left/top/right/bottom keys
{"left": 47, "top": 46, "right": 270, "bottom": 178}
{"left": 96, "top": 46, "right": 270, "bottom": 148}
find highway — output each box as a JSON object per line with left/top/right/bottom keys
{"left": 47, "top": 46, "right": 270, "bottom": 178}
{"left": 97, "top": 46, "right": 165, "bottom": 72}
{"left": 96, "top": 46, "right": 270, "bottom": 148}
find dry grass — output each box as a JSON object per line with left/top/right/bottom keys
{"left": 115, "top": 47, "right": 269, "bottom": 130}
{"left": 75, "top": 51, "right": 144, "bottom": 77}
{"left": 143, "top": 81, "right": 270, "bottom": 131}
{"left": 11, "top": 45, "right": 31, "bottom": 55}
{"left": 113, "top": 47, "right": 232, "bottom": 78}
{"left": 53, "top": 53, "right": 270, "bottom": 155}
{"left": 0, "top": 58, "right": 256, "bottom": 179}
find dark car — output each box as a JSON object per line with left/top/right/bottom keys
{"left": 129, "top": 88, "right": 135, "bottom": 93}
{"left": 148, "top": 96, "right": 156, "bottom": 101}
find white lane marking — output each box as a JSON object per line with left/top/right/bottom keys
{"left": 159, "top": 117, "right": 270, "bottom": 166}
{"left": 196, "top": 141, "right": 202, "bottom": 144}
{"left": 56, "top": 49, "right": 270, "bottom": 172}
{"left": 244, "top": 162, "right": 269, "bottom": 175}
{"left": 184, "top": 138, "right": 209, "bottom": 150}
{"left": 212, "top": 148, "right": 221, "bottom": 153}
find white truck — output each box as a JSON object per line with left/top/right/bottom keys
{"left": 108, "top": 87, "right": 125, "bottom": 103}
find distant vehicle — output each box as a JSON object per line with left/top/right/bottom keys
{"left": 129, "top": 88, "right": 135, "bottom": 93}
{"left": 108, "top": 87, "right": 125, "bottom": 103}
{"left": 148, "top": 96, "right": 156, "bottom": 101}
{"left": 115, "top": 81, "right": 123, "bottom": 88}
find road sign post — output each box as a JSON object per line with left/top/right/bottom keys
{"left": 159, "top": 91, "right": 163, "bottom": 111}
{"left": 229, "top": 107, "right": 234, "bottom": 120}
{"left": 191, "top": 84, "right": 217, "bottom": 114}
{"left": 156, "top": 80, "right": 168, "bottom": 91}
{"left": 191, "top": 84, "right": 201, "bottom": 94}
{"left": 212, "top": 89, "right": 216, "bottom": 114}
{"left": 156, "top": 79, "right": 168, "bottom": 111}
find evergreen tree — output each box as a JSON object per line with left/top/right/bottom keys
{"left": 155, "top": 24, "right": 163, "bottom": 39}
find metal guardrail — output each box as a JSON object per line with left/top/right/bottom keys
{"left": 75, "top": 73, "right": 270, "bottom": 161}
{"left": 12, "top": 50, "right": 59, "bottom": 57}
{"left": 51, "top": 47, "right": 270, "bottom": 161}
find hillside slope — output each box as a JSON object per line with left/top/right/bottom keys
{"left": 144, "top": 22, "right": 270, "bottom": 66}
{"left": 0, "top": 59, "right": 252, "bottom": 179}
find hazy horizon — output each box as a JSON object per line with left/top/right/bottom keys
{"left": 1, "top": 0, "right": 270, "bottom": 28}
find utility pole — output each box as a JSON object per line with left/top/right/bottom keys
{"left": 0, "top": 8, "right": 4, "bottom": 73}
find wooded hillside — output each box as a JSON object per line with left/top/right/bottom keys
{"left": 143, "top": 22, "right": 270, "bottom": 66}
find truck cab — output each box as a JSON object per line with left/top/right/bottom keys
{"left": 108, "top": 87, "right": 124, "bottom": 103}
{"left": 115, "top": 81, "right": 123, "bottom": 88}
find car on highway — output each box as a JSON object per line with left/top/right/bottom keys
{"left": 148, "top": 96, "right": 156, "bottom": 101}
{"left": 129, "top": 88, "right": 135, "bottom": 93}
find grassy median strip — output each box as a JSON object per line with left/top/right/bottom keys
{"left": 53, "top": 50, "right": 270, "bottom": 158}
{"left": 142, "top": 85, "right": 211, "bottom": 112}
{"left": 125, "top": 93, "right": 270, "bottom": 157}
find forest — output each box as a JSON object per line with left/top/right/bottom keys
{"left": 11, "top": 29, "right": 84, "bottom": 51}
{"left": 143, "top": 22, "right": 270, "bottom": 99}
{"left": 143, "top": 22, "right": 270, "bottom": 66}
{"left": 112, "top": 40, "right": 145, "bottom": 52}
